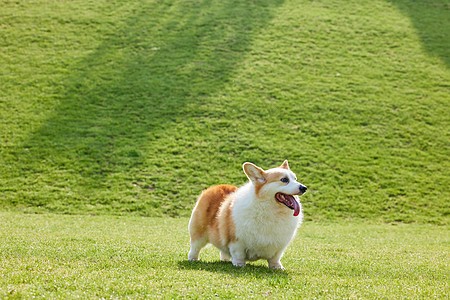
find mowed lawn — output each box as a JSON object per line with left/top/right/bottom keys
{"left": 0, "top": 213, "right": 448, "bottom": 299}
{"left": 0, "top": 0, "right": 449, "bottom": 298}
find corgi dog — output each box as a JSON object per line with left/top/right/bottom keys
{"left": 188, "top": 160, "right": 307, "bottom": 269}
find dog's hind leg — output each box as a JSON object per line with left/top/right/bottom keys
{"left": 188, "top": 236, "right": 208, "bottom": 261}
{"left": 188, "top": 207, "right": 208, "bottom": 261}
{"left": 220, "top": 251, "right": 231, "bottom": 262}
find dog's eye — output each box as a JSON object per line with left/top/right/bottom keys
{"left": 281, "top": 177, "right": 289, "bottom": 184}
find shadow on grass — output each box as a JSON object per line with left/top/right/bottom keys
{"left": 388, "top": 0, "right": 450, "bottom": 68}
{"left": 14, "top": 0, "right": 285, "bottom": 212}
{"left": 178, "top": 260, "right": 290, "bottom": 278}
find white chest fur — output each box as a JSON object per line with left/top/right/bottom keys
{"left": 231, "top": 184, "right": 302, "bottom": 261}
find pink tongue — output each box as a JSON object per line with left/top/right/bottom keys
{"left": 291, "top": 196, "right": 300, "bottom": 217}
{"left": 284, "top": 194, "right": 300, "bottom": 217}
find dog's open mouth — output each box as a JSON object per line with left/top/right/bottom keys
{"left": 275, "top": 193, "right": 300, "bottom": 217}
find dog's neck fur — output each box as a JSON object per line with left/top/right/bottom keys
{"left": 234, "top": 182, "right": 278, "bottom": 212}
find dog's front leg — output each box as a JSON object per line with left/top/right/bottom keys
{"left": 268, "top": 250, "right": 285, "bottom": 270}
{"left": 229, "top": 243, "right": 246, "bottom": 267}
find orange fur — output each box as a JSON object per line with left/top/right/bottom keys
{"left": 253, "top": 181, "right": 264, "bottom": 197}
{"left": 280, "top": 160, "right": 290, "bottom": 169}
{"left": 252, "top": 171, "right": 288, "bottom": 197}
{"left": 265, "top": 171, "right": 287, "bottom": 183}
{"left": 189, "top": 184, "right": 238, "bottom": 247}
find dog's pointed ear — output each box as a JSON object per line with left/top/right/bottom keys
{"left": 280, "top": 160, "right": 290, "bottom": 170}
{"left": 243, "top": 162, "right": 266, "bottom": 183}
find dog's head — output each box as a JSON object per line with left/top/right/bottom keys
{"left": 243, "top": 160, "right": 307, "bottom": 216}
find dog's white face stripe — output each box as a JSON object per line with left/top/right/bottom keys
{"left": 259, "top": 168, "right": 304, "bottom": 197}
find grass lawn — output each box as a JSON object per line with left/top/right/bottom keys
{"left": 0, "top": 0, "right": 449, "bottom": 224}
{"left": 0, "top": 212, "right": 448, "bottom": 299}
{"left": 0, "top": 1, "right": 448, "bottom": 297}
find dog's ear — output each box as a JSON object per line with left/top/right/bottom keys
{"left": 280, "top": 160, "right": 290, "bottom": 170}
{"left": 243, "top": 162, "right": 266, "bottom": 183}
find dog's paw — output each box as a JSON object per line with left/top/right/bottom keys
{"left": 232, "top": 260, "right": 246, "bottom": 267}
{"left": 269, "top": 263, "right": 285, "bottom": 270}
{"left": 233, "top": 262, "right": 246, "bottom": 267}
{"left": 188, "top": 257, "right": 199, "bottom": 262}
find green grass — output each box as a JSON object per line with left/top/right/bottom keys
{"left": 1, "top": 2, "right": 448, "bottom": 297}
{"left": 0, "top": 0, "right": 449, "bottom": 223}
{"left": 0, "top": 212, "right": 448, "bottom": 298}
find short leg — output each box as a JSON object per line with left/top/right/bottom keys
{"left": 229, "top": 243, "right": 246, "bottom": 267}
{"left": 220, "top": 251, "right": 232, "bottom": 262}
{"left": 188, "top": 236, "right": 208, "bottom": 261}
{"left": 268, "top": 261, "right": 284, "bottom": 270}
{"left": 268, "top": 250, "right": 285, "bottom": 270}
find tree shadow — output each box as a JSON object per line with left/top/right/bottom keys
{"left": 388, "top": 0, "right": 449, "bottom": 68}
{"left": 15, "top": 0, "right": 285, "bottom": 212}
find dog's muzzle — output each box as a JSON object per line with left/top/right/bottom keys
{"left": 299, "top": 184, "right": 307, "bottom": 195}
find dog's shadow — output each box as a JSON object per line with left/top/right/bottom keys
{"left": 177, "top": 260, "right": 290, "bottom": 278}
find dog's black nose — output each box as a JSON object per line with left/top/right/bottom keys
{"left": 299, "top": 185, "right": 307, "bottom": 194}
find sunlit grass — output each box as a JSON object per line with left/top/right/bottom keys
{"left": 0, "top": 213, "right": 448, "bottom": 298}
{"left": 1, "top": 1, "right": 448, "bottom": 298}
{"left": 0, "top": 1, "right": 448, "bottom": 221}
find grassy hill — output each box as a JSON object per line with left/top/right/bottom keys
{"left": 1, "top": 0, "right": 448, "bottom": 224}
